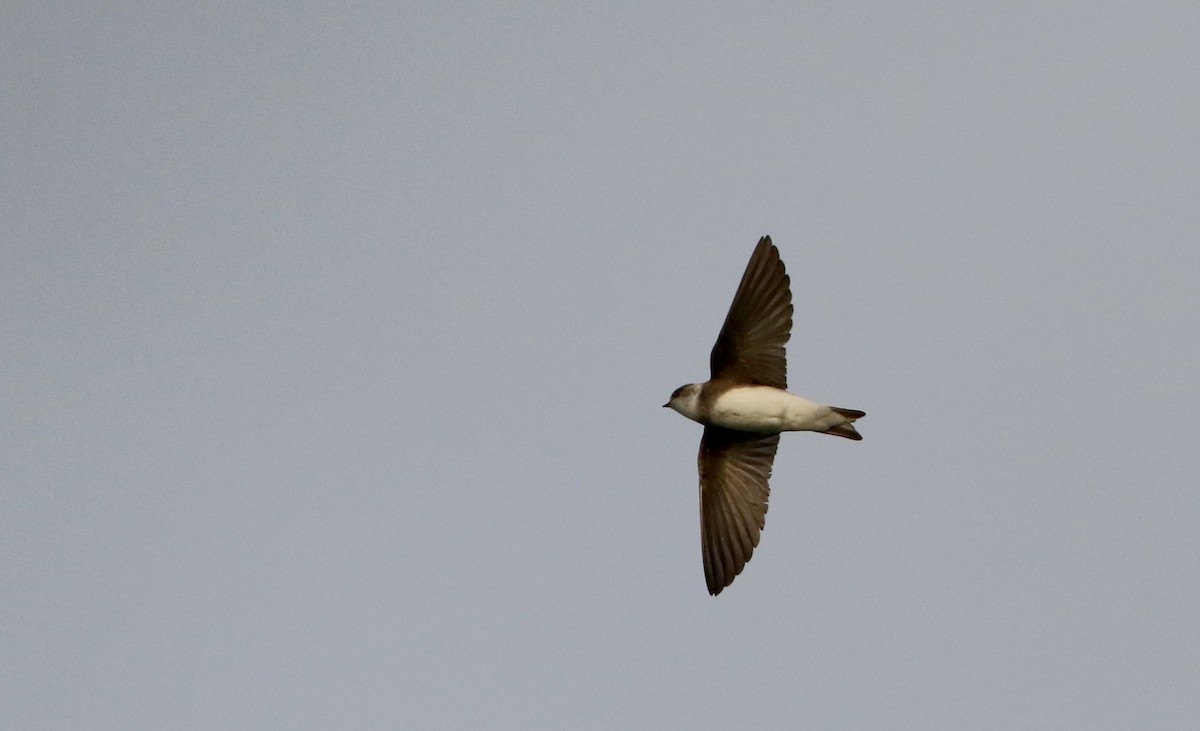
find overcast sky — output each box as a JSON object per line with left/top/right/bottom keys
{"left": 4, "top": 3, "right": 1199, "bottom": 729}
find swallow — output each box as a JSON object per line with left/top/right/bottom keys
{"left": 665, "top": 236, "right": 864, "bottom": 595}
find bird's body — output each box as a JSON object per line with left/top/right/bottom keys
{"left": 666, "top": 382, "right": 854, "bottom": 435}
{"left": 664, "top": 236, "right": 864, "bottom": 595}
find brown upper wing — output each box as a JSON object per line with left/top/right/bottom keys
{"left": 699, "top": 426, "right": 780, "bottom": 595}
{"left": 708, "top": 236, "right": 793, "bottom": 389}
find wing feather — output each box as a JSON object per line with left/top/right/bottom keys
{"left": 708, "top": 236, "right": 793, "bottom": 389}
{"left": 699, "top": 426, "right": 779, "bottom": 595}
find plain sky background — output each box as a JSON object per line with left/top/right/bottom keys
{"left": 4, "top": 2, "right": 1198, "bottom": 729}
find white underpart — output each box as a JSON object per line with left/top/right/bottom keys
{"left": 709, "top": 386, "right": 844, "bottom": 433}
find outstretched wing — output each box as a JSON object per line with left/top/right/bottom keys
{"left": 708, "top": 236, "right": 793, "bottom": 389}
{"left": 698, "top": 426, "right": 779, "bottom": 595}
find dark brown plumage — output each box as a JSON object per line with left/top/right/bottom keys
{"left": 699, "top": 237, "right": 793, "bottom": 595}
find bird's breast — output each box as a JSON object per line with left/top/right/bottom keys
{"left": 708, "top": 386, "right": 829, "bottom": 433}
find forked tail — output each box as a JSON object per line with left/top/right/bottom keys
{"left": 824, "top": 407, "right": 865, "bottom": 441}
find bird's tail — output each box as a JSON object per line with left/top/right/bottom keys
{"left": 823, "top": 407, "right": 865, "bottom": 441}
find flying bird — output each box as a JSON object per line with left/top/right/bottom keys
{"left": 664, "top": 236, "right": 864, "bottom": 595}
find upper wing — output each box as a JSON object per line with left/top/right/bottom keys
{"left": 708, "top": 236, "right": 793, "bottom": 389}
{"left": 698, "top": 426, "right": 780, "bottom": 595}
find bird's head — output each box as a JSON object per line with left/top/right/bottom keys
{"left": 663, "top": 383, "right": 703, "bottom": 422}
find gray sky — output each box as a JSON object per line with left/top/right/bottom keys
{"left": 4, "top": 3, "right": 1198, "bottom": 729}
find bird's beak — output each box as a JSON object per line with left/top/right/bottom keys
{"left": 662, "top": 402, "right": 670, "bottom": 408}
